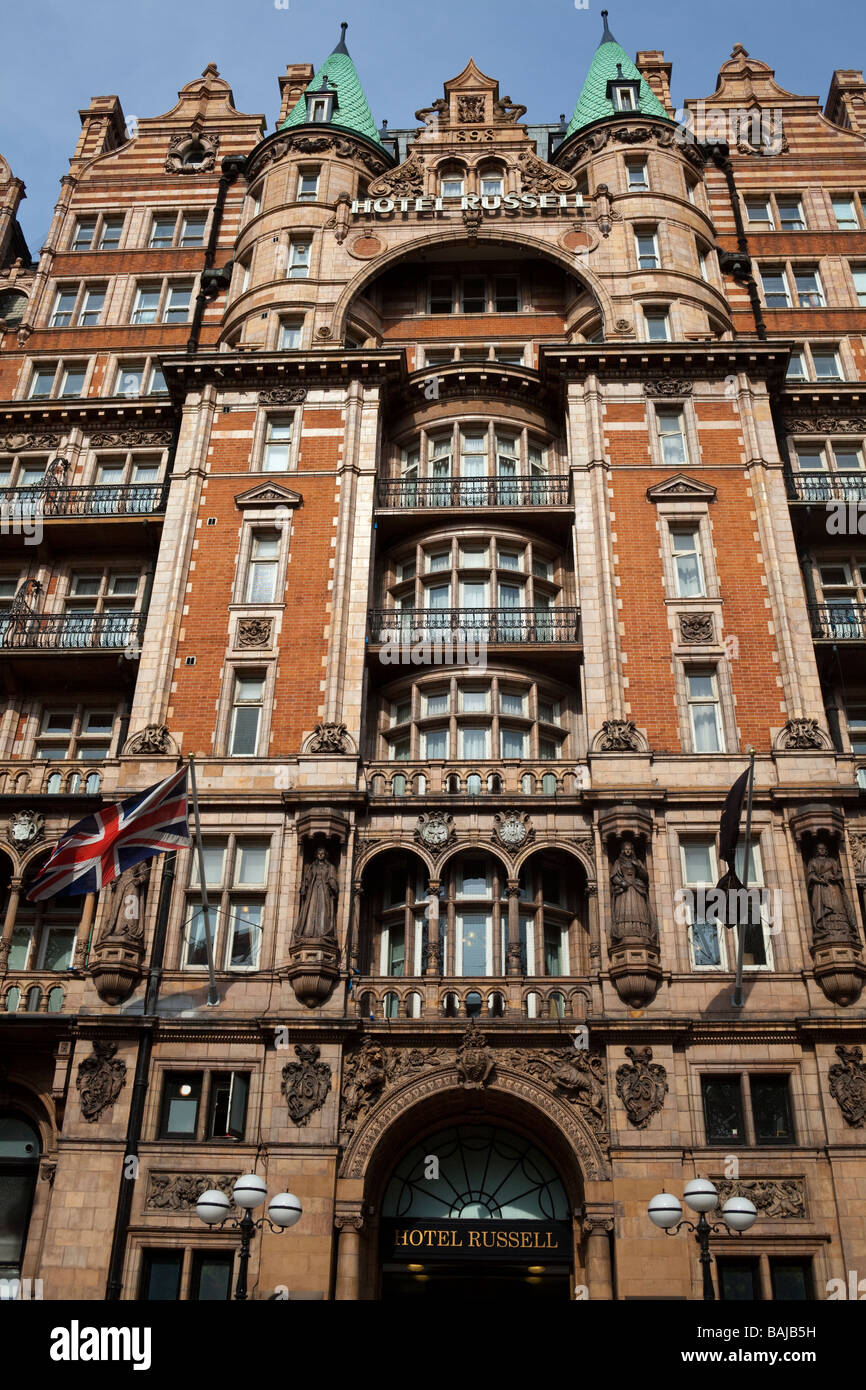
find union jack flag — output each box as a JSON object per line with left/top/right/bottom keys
{"left": 26, "top": 765, "right": 190, "bottom": 901}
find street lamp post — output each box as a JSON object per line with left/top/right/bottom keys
{"left": 196, "top": 1173, "right": 302, "bottom": 1301}
{"left": 648, "top": 1178, "right": 757, "bottom": 1301}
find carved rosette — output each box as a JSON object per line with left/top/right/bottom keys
{"left": 828, "top": 1045, "right": 866, "bottom": 1127}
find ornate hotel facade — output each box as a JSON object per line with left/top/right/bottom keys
{"left": 2, "top": 18, "right": 866, "bottom": 1301}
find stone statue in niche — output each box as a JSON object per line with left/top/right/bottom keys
{"left": 293, "top": 845, "right": 339, "bottom": 941}
{"left": 97, "top": 862, "right": 150, "bottom": 945}
{"left": 806, "top": 840, "right": 860, "bottom": 947}
{"left": 609, "top": 840, "right": 656, "bottom": 945}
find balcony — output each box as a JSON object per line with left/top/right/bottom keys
{"left": 1, "top": 975, "right": 69, "bottom": 1015}
{"left": 808, "top": 604, "right": 866, "bottom": 641}
{"left": 366, "top": 761, "right": 587, "bottom": 798}
{"left": 0, "top": 760, "right": 106, "bottom": 797}
{"left": 0, "top": 612, "right": 145, "bottom": 652}
{"left": 367, "top": 606, "right": 581, "bottom": 648}
{"left": 0, "top": 482, "right": 167, "bottom": 521}
{"left": 376, "top": 477, "right": 570, "bottom": 510}
{"left": 786, "top": 473, "right": 866, "bottom": 504}
{"left": 353, "top": 977, "right": 586, "bottom": 1021}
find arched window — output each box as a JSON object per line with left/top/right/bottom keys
{"left": 0, "top": 1113, "right": 41, "bottom": 1282}
{"left": 0, "top": 290, "right": 27, "bottom": 326}
{"left": 182, "top": 143, "right": 206, "bottom": 168}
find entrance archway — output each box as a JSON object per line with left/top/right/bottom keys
{"left": 0, "top": 1113, "right": 41, "bottom": 1289}
{"left": 378, "top": 1122, "right": 573, "bottom": 1300}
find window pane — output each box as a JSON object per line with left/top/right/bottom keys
{"left": 190, "top": 1252, "right": 234, "bottom": 1301}
{"left": 770, "top": 1259, "right": 812, "bottom": 1301}
{"left": 718, "top": 1259, "right": 760, "bottom": 1301}
{"left": 230, "top": 705, "right": 261, "bottom": 756}
{"left": 751, "top": 1075, "right": 794, "bottom": 1144}
{"left": 228, "top": 903, "right": 262, "bottom": 968}
{"left": 140, "top": 1252, "right": 183, "bottom": 1301}
{"left": 235, "top": 843, "right": 268, "bottom": 886}
{"left": 702, "top": 1076, "right": 745, "bottom": 1143}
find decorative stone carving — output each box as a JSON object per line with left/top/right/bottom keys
{"left": 502, "top": 1047, "right": 607, "bottom": 1142}
{"left": 236, "top": 617, "right": 273, "bottom": 649}
{"left": 307, "top": 721, "right": 350, "bottom": 753}
{"left": 339, "top": 1037, "right": 607, "bottom": 1146}
{"left": 368, "top": 154, "right": 425, "bottom": 198}
{"left": 609, "top": 843, "right": 656, "bottom": 946}
{"left": 415, "top": 812, "right": 455, "bottom": 852}
{"left": 594, "top": 719, "right": 642, "bottom": 752}
{"left": 293, "top": 847, "right": 339, "bottom": 942}
{"left": 7, "top": 809, "right": 44, "bottom": 848}
{"left": 86, "top": 429, "right": 175, "bottom": 448}
{"left": 164, "top": 131, "right": 220, "bottom": 174}
{"left": 40, "top": 1159, "right": 57, "bottom": 1185}
{"left": 123, "top": 723, "right": 176, "bottom": 755}
{"left": 340, "top": 1039, "right": 446, "bottom": 1137}
{"left": 258, "top": 387, "right": 307, "bottom": 405}
{"left": 615, "top": 1046, "right": 668, "bottom": 1128}
{"left": 462, "top": 207, "right": 482, "bottom": 240}
{"left": 0, "top": 432, "right": 62, "bottom": 452}
{"left": 455, "top": 1022, "right": 493, "bottom": 1089}
{"left": 516, "top": 149, "right": 576, "bottom": 194}
{"left": 714, "top": 1178, "right": 806, "bottom": 1219}
{"left": 646, "top": 474, "right": 717, "bottom": 504}
{"left": 324, "top": 191, "right": 351, "bottom": 244}
{"left": 806, "top": 841, "right": 860, "bottom": 949}
{"left": 457, "top": 94, "right": 485, "bottom": 123}
{"left": 644, "top": 379, "right": 694, "bottom": 397}
{"left": 828, "top": 1045, "right": 866, "bottom": 1127}
{"left": 147, "top": 1172, "right": 237, "bottom": 1211}
{"left": 90, "top": 862, "right": 150, "bottom": 1004}
{"left": 493, "top": 95, "right": 527, "bottom": 123}
{"left": 776, "top": 717, "right": 829, "bottom": 751}
{"left": 849, "top": 832, "right": 866, "bottom": 880}
{"left": 679, "top": 613, "right": 714, "bottom": 644}
{"left": 784, "top": 413, "right": 866, "bottom": 436}
{"left": 281, "top": 1043, "right": 332, "bottom": 1125}
{"left": 76, "top": 1041, "right": 127, "bottom": 1121}
{"left": 493, "top": 810, "right": 533, "bottom": 851}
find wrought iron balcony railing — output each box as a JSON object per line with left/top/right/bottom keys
{"left": 367, "top": 606, "right": 580, "bottom": 645}
{"left": 0, "top": 483, "right": 167, "bottom": 520}
{"left": 0, "top": 612, "right": 144, "bottom": 652}
{"left": 808, "top": 603, "right": 866, "bottom": 641}
{"left": 785, "top": 472, "right": 866, "bottom": 504}
{"left": 376, "top": 477, "right": 570, "bottom": 509}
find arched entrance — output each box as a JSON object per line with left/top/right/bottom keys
{"left": 0, "top": 1113, "right": 41, "bottom": 1288}
{"left": 378, "top": 1122, "right": 573, "bottom": 1300}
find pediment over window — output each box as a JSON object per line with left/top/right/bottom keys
{"left": 234, "top": 483, "right": 303, "bottom": 509}
{"left": 646, "top": 474, "right": 717, "bottom": 504}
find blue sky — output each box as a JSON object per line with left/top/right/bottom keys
{"left": 3, "top": 0, "right": 865, "bottom": 251}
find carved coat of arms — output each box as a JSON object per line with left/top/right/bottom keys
{"left": 455, "top": 1022, "right": 494, "bottom": 1089}
{"left": 281, "top": 1044, "right": 332, "bottom": 1125}
{"left": 615, "top": 1045, "right": 668, "bottom": 1128}
{"left": 828, "top": 1044, "right": 866, "bottom": 1127}
{"left": 76, "top": 1041, "right": 127, "bottom": 1122}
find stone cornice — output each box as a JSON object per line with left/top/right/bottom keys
{"left": 539, "top": 342, "right": 790, "bottom": 385}
{"left": 162, "top": 348, "right": 407, "bottom": 400}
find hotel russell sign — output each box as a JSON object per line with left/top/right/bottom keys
{"left": 382, "top": 1219, "right": 573, "bottom": 1261}
{"left": 351, "top": 192, "right": 585, "bottom": 216}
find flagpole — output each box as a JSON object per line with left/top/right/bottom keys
{"left": 731, "top": 747, "right": 756, "bottom": 1009}
{"left": 187, "top": 754, "right": 219, "bottom": 1007}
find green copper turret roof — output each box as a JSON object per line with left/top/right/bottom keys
{"left": 281, "top": 22, "right": 383, "bottom": 148}
{"left": 565, "top": 10, "right": 671, "bottom": 136}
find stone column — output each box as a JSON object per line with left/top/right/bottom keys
{"left": 505, "top": 878, "right": 522, "bottom": 975}
{"left": 581, "top": 1212, "right": 615, "bottom": 1300}
{"left": 73, "top": 893, "right": 96, "bottom": 971}
{"left": 0, "top": 880, "right": 22, "bottom": 976}
{"left": 334, "top": 1211, "right": 365, "bottom": 1300}
{"left": 424, "top": 878, "right": 440, "bottom": 975}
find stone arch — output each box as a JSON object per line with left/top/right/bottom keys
{"left": 435, "top": 838, "right": 512, "bottom": 880}
{"left": 333, "top": 226, "right": 614, "bottom": 340}
{"left": 354, "top": 839, "right": 435, "bottom": 881}
{"left": 341, "top": 1066, "right": 609, "bottom": 1187}
{"left": 514, "top": 837, "right": 596, "bottom": 887}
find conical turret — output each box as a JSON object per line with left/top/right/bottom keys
{"left": 281, "top": 21, "right": 383, "bottom": 148}
{"left": 565, "top": 10, "right": 671, "bottom": 136}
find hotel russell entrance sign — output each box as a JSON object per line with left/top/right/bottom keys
{"left": 351, "top": 192, "right": 585, "bottom": 216}
{"left": 382, "top": 1218, "right": 572, "bottom": 1262}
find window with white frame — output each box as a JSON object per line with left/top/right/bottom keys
{"left": 832, "top": 195, "right": 859, "bottom": 229}
{"left": 626, "top": 158, "right": 649, "bottom": 190}
{"left": 480, "top": 170, "right": 504, "bottom": 197}
{"left": 131, "top": 280, "right": 194, "bottom": 324}
{"left": 278, "top": 318, "right": 303, "bottom": 350}
{"left": 28, "top": 361, "right": 88, "bottom": 399}
{"left": 244, "top": 531, "right": 282, "bottom": 603}
{"left": 656, "top": 407, "right": 688, "bottom": 467}
{"left": 94, "top": 450, "right": 165, "bottom": 504}
{"left": 228, "top": 674, "right": 265, "bottom": 756}
{"left": 681, "top": 839, "right": 723, "bottom": 967}
{"left": 851, "top": 265, "right": 866, "bottom": 306}
{"left": 50, "top": 284, "right": 105, "bottom": 328}
{"left": 635, "top": 228, "right": 660, "bottom": 270}
{"left": 296, "top": 168, "right": 320, "bottom": 203}
{"left": 793, "top": 266, "right": 824, "bottom": 307}
{"left": 182, "top": 838, "right": 269, "bottom": 970}
{"left": 745, "top": 196, "right": 774, "bottom": 229}
{"left": 697, "top": 242, "right": 711, "bottom": 282}
{"left": 612, "top": 84, "right": 637, "bottom": 112}
{"left": 786, "top": 348, "right": 807, "bottom": 380}
{"left": 643, "top": 307, "right": 670, "bottom": 341}
{"left": 261, "top": 416, "right": 294, "bottom": 472}
{"left": 287, "top": 240, "right": 311, "bottom": 279}
{"left": 71, "top": 214, "right": 124, "bottom": 251}
{"left": 34, "top": 707, "right": 118, "bottom": 761}
{"left": 670, "top": 525, "right": 706, "bottom": 597}
{"left": 759, "top": 266, "right": 791, "bottom": 307}
{"left": 114, "top": 359, "right": 167, "bottom": 397}
{"left": 810, "top": 345, "right": 843, "bottom": 381}
{"left": 440, "top": 173, "right": 465, "bottom": 198}
{"left": 776, "top": 197, "right": 805, "bottom": 230}
{"left": 686, "top": 668, "right": 725, "bottom": 753}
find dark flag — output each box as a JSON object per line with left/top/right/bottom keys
{"left": 719, "top": 767, "right": 750, "bottom": 866}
